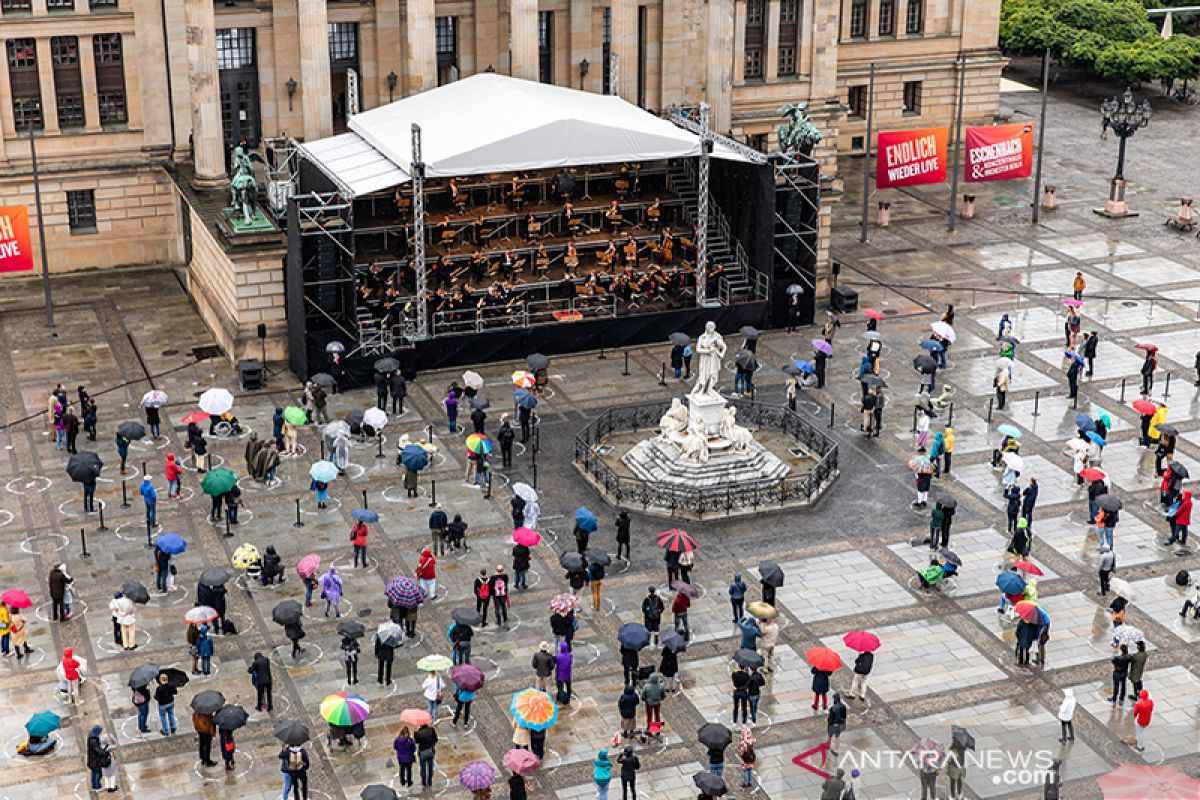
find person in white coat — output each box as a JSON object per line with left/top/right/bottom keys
{"left": 108, "top": 593, "right": 137, "bottom": 651}
{"left": 1057, "top": 688, "right": 1076, "bottom": 742}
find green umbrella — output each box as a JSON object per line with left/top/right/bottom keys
{"left": 1095, "top": 408, "right": 1112, "bottom": 428}
{"left": 284, "top": 406, "right": 308, "bottom": 426}
{"left": 25, "top": 711, "right": 61, "bottom": 737}
{"left": 201, "top": 468, "right": 237, "bottom": 496}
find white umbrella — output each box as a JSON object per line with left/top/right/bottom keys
{"left": 930, "top": 321, "right": 956, "bottom": 343}
{"left": 323, "top": 420, "right": 351, "bottom": 439}
{"left": 1109, "top": 578, "right": 1134, "bottom": 601}
{"left": 995, "top": 356, "right": 1014, "bottom": 369}
{"left": 1068, "top": 439, "right": 1091, "bottom": 452}
{"left": 325, "top": 341, "right": 345, "bottom": 354}
{"left": 198, "top": 388, "right": 234, "bottom": 415}
{"left": 512, "top": 482, "right": 538, "bottom": 504}
{"left": 1002, "top": 452, "right": 1024, "bottom": 471}
{"left": 462, "top": 371, "right": 485, "bottom": 390}
{"left": 141, "top": 390, "right": 168, "bottom": 408}
{"left": 363, "top": 408, "right": 388, "bottom": 431}
{"left": 1111, "top": 624, "right": 1143, "bottom": 648}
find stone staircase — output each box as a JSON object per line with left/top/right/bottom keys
{"left": 622, "top": 435, "right": 789, "bottom": 489}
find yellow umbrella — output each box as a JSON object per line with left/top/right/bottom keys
{"left": 231, "top": 543, "right": 260, "bottom": 570}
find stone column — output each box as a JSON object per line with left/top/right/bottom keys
{"left": 732, "top": 0, "right": 746, "bottom": 85}
{"left": 474, "top": 0, "right": 500, "bottom": 76}
{"left": 765, "top": 0, "right": 780, "bottom": 81}
{"left": 405, "top": 0, "right": 436, "bottom": 94}
{"left": 704, "top": 0, "right": 733, "bottom": 132}
{"left": 659, "top": 0, "right": 683, "bottom": 105}
{"left": 568, "top": 0, "right": 593, "bottom": 91}
{"left": 35, "top": 38, "right": 60, "bottom": 134}
{"left": 132, "top": 0, "right": 171, "bottom": 148}
{"left": 896, "top": 0, "right": 909, "bottom": 38}
{"left": 509, "top": 0, "right": 538, "bottom": 80}
{"left": 611, "top": 0, "right": 635, "bottom": 100}
{"left": 183, "top": 0, "right": 225, "bottom": 185}
{"left": 77, "top": 36, "right": 102, "bottom": 133}
{"left": 297, "top": 0, "right": 332, "bottom": 139}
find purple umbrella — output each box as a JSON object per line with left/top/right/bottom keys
{"left": 811, "top": 339, "right": 833, "bottom": 356}
{"left": 459, "top": 760, "right": 498, "bottom": 792}
{"left": 385, "top": 576, "right": 425, "bottom": 608}
{"left": 451, "top": 663, "right": 486, "bottom": 692}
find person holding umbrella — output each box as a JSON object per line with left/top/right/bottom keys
{"left": 192, "top": 699, "right": 218, "bottom": 768}
{"left": 844, "top": 630, "right": 879, "bottom": 700}
{"left": 618, "top": 745, "right": 640, "bottom": 799}
{"left": 217, "top": 717, "right": 238, "bottom": 771}
{"left": 115, "top": 431, "right": 130, "bottom": 474}
{"left": 808, "top": 647, "right": 840, "bottom": 710}
{"left": 373, "top": 625, "right": 396, "bottom": 685}
{"left": 699, "top": 724, "right": 731, "bottom": 777}
{"left": 759, "top": 561, "right": 783, "bottom": 607}
{"left": 728, "top": 573, "right": 747, "bottom": 624}
{"left": 350, "top": 515, "right": 370, "bottom": 568}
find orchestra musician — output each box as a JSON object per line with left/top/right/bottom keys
{"left": 535, "top": 243, "right": 550, "bottom": 275}
{"left": 564, "top": 242, "right": 580, "bottom": 277}
{"left": 471, "top": 214, "right": 487, "bottom": 247}
{"left": 604, "top": 200, "right": 622, "bottom": 232}
{"left": 469, "top": 250, "right": 488, "bottom": 283}
{"left": 646, "top": 197, "right": 662, "bottom": 229}
{"left": 658, "top": 228, "right": 674, "bottom": 266}
{"left": 526, "top": 212, "right": 542, "bottom": 241}
{"left": 598, "top": 239, "right": 617, "bottom": 270}
{"left": 622, "top": 235, "right": 639, "bottom": 269}
{"left": 508, "top": 175, "right": 526, "bottom": 210}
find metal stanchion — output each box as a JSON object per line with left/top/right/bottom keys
{"left": 1120, "top": 379, "right": 1126, "bottom": 404}
{"left": 987, "top": 398, "right": 994, "bottom": 423}
{"left": 532, "top": 463, "right": 538, "bottom": 489}
{"left": 534, "top": 425, "right": 540, "bottom": 454}
{"left": 121, "top": 481, "right": 129, "bottom": 509}
{"left": 428, "top": 479, "right": 437, "bottom": 508}
{"left": 80, "top": 527, "right": 91, "bottom": 558}
{"left": 320, "top": 440, "right": 325, "bottom": 461}
{"left": 1072, "top": 393, "right": 1079, "bottom": 409}
{"left": 293, "top": 498, "right": 304, "bottom": 528}
{"left": 145, "top": 521, "right": 153, "bottom": 549}
{"left": 947, "top": 402, "right": 954, "bottom": 427}
{"left": 142, "top": 461, "right": 147, "bottom": 477}
{"left": 484, "top": 472, "right": 492, "bottom": 499}
{"left": 622, "top": 351, "right": 630, "bottom": 376}
{"left": 376, "top": 437, "right": 384, "bottom": 459}
{"left": 1164, "top": 372, "right": 1172, "bottom": 399}
{"left": 97, "top": 500, "right": 108, "bottom": 532}
{"left": 362, "top": 490, "right": 369, "bottom": 509}
{"left": 658, "top": 364, "right": 667, "bottom": 386}
{"left": 224, "top": 509, "right": 232, "bottom": 538}
{"left": 828, "top": 403, "right": 835, "bottom": 429}
{"left": 1032, "top": 391, "right": 1040, "bottom": 417}
{"left": 426, "top": 424, "right": 434, "bottom": 444}
{"left": 911, "top": 407, "right": 918, "bottom": 433}
{"left": 598, "top": 347, "right": 607, "bottom": 360}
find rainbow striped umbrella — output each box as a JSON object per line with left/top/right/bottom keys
{"left": 465, "top": 434, "right": 493, "bottom": 455}
{"left": 510, "top": 689, "right": 557, "bottom": 731}
{"left": 319, "top": 692, "right": 370, "bottom": 726}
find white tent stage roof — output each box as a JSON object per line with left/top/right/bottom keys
{"left": 299, "top": 74, "right": 748, "bottom": 197}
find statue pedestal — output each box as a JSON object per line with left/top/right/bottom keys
{"left": 687, "top": 392, "right": 727, "bottom": 437}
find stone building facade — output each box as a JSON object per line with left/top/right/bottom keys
{"left": 0, "top": 0, "right": 1003, "bottom": 280}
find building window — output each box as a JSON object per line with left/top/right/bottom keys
{"left": 94, "top": 34, "right": 127, "bottom": 124}
{"left": 47, "top": 0, "right": 74, "bottom": 11}
{"left": 1, "top": 0, "right": 32, "bottom": 13}
{"left": 6, "top": 38, "right": 42, "bottom": 130}
{"left": 906, "top": 0, "right": 923, "bottom": 34}
{"left": 216, "top": 27, "right": 255, "bottom": 70}
{"left": 847, "top": 84, "right": 866, "bottom": 118}
{"left": 328, "top": 23, "right": 357, "bottom": 64}
{"left": 780, "top": 0, "right": 798, "bottom": 23}
{"left": 538, "top": 10, "right": 553, "bottom": 84}
{"left": 89, "top": 0, "right": 117, "bottom": 8}
{"left": 778, "top": 46, "right": 796, "bottom": 76}
{"left": 902, "top": 80, "right": 921, "bottom": 114}
{"left": 744, "top": 0, "right": 764, "bottom": 80}
{"left": 878, "top": 0, "right": 894, "bottom": 35}
{"left": 849, "top": 0, "right": 867, "bottom": 37}
{"left": 602, "top": 6, "right": 611, "bottom": 94}
{"left": 746, "top": 0, "right": 764, "bottom": 25}
{"left": 67, "top": 190, "right": 97, "bottom": 232}
{"left": 743, "top": 48, "right": 762, "bottom": 79}
{"left": 52, "top": 36, "right": 84, "bottom": 129}
{"left": 747, "top": 133, "right": 767, "bottom": 152}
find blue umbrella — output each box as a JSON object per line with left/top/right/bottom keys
{"left": 1086, "top": 431, "right": 1106, "bottom": 446}
{"left": 1065, "top": 351, "right": 1085, "bottom": 365}
{"left": 617, "top": 622, "right": 651, "bottom": 651}
{"left": 995, "top": 572, "right": 1026, "bottom": 595}
{"left": 996, "top": 425, "right": 1021, "bottom": 439}
{"left": 384, "top": 576, "right": 424, "bottom": 608}
{"left": 25, "top": 711, "right": 60, "bottom": 737}
{"left": 514, "top": 388, "right": 538, "bottom": 410}
{"left": 351, "top": 508, "right": 379, "bottom": 524}
{"left": 400, "top": 444, "right": 430, "bottom": 472}
{"left": 309, "top": 460, "right": 338, "bottom": 483}
{"left": 157, "top": 533, "right": 186, "bottom": 555}
{"left": 919, "top": 339, "right": 944, "bottom": 352}
{"left": 792, "top": 360, "right": 815, "bottom": 375}
{"left": 1074, "top": 414, "right": 1096, "bottom": 432}
{"left": 575, "top": 507, "right": 598, "bottom": 533}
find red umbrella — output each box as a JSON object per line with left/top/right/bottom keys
{"left": 656, "top": 528, "right": 697, "bottom": 553}
{"left": 842, "top": 630, "right": 880, "bottom": 653}
{"left": 863, "top": 309, "right": 883, "bottom": 321}
{"left": 805, "top": 646, "right": 842, "bottom": 672}
{"left": 1097, "top": 765, "right": 1199, "bottom": 799}
{"left": 1012, "top": 560, "right": 1044, "bottom": 577}
{"left": 400, "top": 708, "right": 432, "bottom": 727}
{"left": 1, "top": 589, "right": 31, "bottom": 608}
{"left": 1078, "top": 468, "right": 1106, "bottom": 481}
{"left": 1014, "top": 601, "right": 1045, "bottom": 623}
{"left": 182, "top": 411, "right": 211, "bottom": 425}
{"left": 1134, "top": 343, "right": 1158, "bottom": 353}
{"left": 512, "top": 527, "right": 541, "bottom": 547}
{"left": 1131, "top": 399, "right": 1157, "bottom": 416}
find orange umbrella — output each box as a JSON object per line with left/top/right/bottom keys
{"left": 863, "top": 309, "right": 883, "bottom": 321}
{"left": 805, "top": 646, "right": 842, "bottom": 672}
{"left": 510, "top": 689, "right": 557, "bottom": 730}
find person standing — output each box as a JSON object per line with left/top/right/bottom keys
{"left": 497, "top": 418, "right": 515, "bottom": 467}
{"left": 618, "top": 746, "right": 640, "bottom": 800}
{"left": 60, "top": 646, "right": 82, "bottom": 703}
{"left": 826, "top": 692, "right": 847, "bottom": 753}
{"left": 393, "top": 727, "right": 416, "bottom": 787}
{"left": 640, "top": 672, "right": 664, "bottom": 728}
{"left": 64, "top": 406, "right": 80, "bottom": 454}
{"left": 196, "top": 624, "right": 214, "bottom": 675}
{"left": 444, "top": 388, "right": 459, "bottom": 433}
{"left": 194, "top": 708, "right": 218, "bottom": 767}
{"left": 615, "top": 511, "right": 631, "bottom": 561}
{"left": 82, "top": 397, "right": 98, "bottom": 441}
{"left": 1066, "top": 356, "right": 1081, "bottom": 400}
{"left": 617, "top": 684, "right": 639, "bottom": 740}
{"left": 1022, "top": 478, "right": 1039, "bottom": 529}
{"left": 249, "top": 652, "right": 273, "bottom": 711}
{"left": 390, "top": 371, "right": 407, "bottom": 415}
{"left": 589, "top": 558, "right": 605, "bottom": 612}
{"left": 140, "top": 477, "right": 157, "bottom": 529}
{"left": 1057, "top": 688, "right": 1075, "bottom": 742}
{"left": 473, "top": 569, "right": 492, "bottom": 626}
{"left": 850, "top": 648, "right": 873, "bottom": 700}
{"left": 422, "top": 670, "right": 444, "bottom": 721}
{"left": 942, "top": 426, "right": 955, "bottom": 475}
{"left": 86, "top": 725, "right": 112, "bottom": 792}
{"left": 321, "top": 566, "right": 343, "bottom": 617}
{"left": 428, "top": 506, "right": 448, "bottom": 556}
{"left": 490, "top": 565, "right": 510, "bottom": 627}
{"left": 155, "top": 672, "right": 178, "bottom": 734}
{"left": 374, "top": 371, "right": 389, "bottom": 411}
{"left": 737, "top": 728, "right": 756, "bottom": 788}
{"left": 1072, "top": 271, "right": 1086, "bottom": 301}
{"left": 641, "top": 587, "right": 663, "bottom": 646}
{"left": 350, "top": 520, "right": 369, "bottom": 568}
{"left": 1140, "top": 349, "right": 1157, "bottom": 396}
{"left": 449, "top": 682, "right": 473, "bottom": 725}
{"left": 1097, "top": 546, "right": 1115, "bottom": 597}
{"left": 218, "top": 725, "right": 236, "bottom": 771}
{"left": 671, "top": 590, "right": 690, "bottom": 641}
{"left": 1004, "top": 484, "right": 1021, "bottom": 534}
{"left": 555, "top": 641, "right": 574, "bottom": 705}
{"left": 664, "top": 547, "right": 680, "bottom": 585}
{"left": 946, "top": 741, "right": 967, "bottom": 800}
{"left": 1132, "top": 689, "right": 1153, "bottom": 751}
{"left": 994, "top": 360, "right": 1010, "bottom": 410}
{"left": 415, "top": 722, "right": 438, "bottom": 788}
{"left": 593, "top": 748, "right": 613, "bottom": 800}
{"left": 112, "top": 592, "right": 137, "bottom": 651}
{"left": 281, "top": 744, "right": 310, "bottom": 799}
{"left": 1083, "top": 332, "right": 1099, "bottom": 377}
{"left": 285, "top": 620, "right": 306, "bottom": 660}
{"left": 1109, "top": 644, "right": 1132, "bottom": 705}
{"left": 340, "top": 634, "right": 360, "bottom": 685}
{"left": 731, "top": 665, "right": 750, "bottom": 724}
{"left": 1166, "top": 491, "right": 1191, "bottom": 546}
{"left": 811, "top": 666, "right": 831, "bottom": 710}
{"left": 760, "top": 616, "right": 779, "bottom": 672}
{"left": 416, "top": 547, "right": 437, "bottom": 599}
{"left": 1129, "top": 640, "right": 1149, "bottom": 697}
{"left": 115, "top": 432, "right": 130, "bottom": 474}
{"left": 728, "top": 573, "right": 747, "bottom": 624}
{"left": 532, "top": 642, "right": 555, "bottom": 692}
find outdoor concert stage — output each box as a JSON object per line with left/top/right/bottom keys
{"left": 284, "top": 74, "right": 819, "bottom": 378}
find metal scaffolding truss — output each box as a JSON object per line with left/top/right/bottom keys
{"left": 771, "top": 153, "right": 821, "bottom": 291}
{"left": 292, "top": 190, "right": 360, "bottom": 348}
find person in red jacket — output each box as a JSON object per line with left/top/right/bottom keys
{"left": 351, "top": 521, "right": 369, "bottom": 568}
{"left": 671, "top": 591, "right": 691, "bottom": 641}
{"left": 416, "top": 548, "right": 437, "bottom": 600}
{"left": 61, "top": 646, "right": 82, "bottom": 703}
{"left": 1132, "top": 689, "right": 1153, "bottom": 751}
{"left": 1166, "top": 491, "right": 1192, "bottom": 546}
{"left": 165, "top": 453, "right": 182, "bottom": 499}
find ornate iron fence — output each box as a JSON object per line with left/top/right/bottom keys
{"left": 574, "top": 398, "right": 838, "bottom": 517}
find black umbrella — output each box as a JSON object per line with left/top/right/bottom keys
{"left": 214, "top": 705, "right": 249, "bottom": 730}
{"left": 936, "top": 495, "right": 957, "bottom": 510}
{"left": 617, "top": 623, "right": 651, "bottom": 651}
{"left": 272, "top": 600, "right": 303, "bottom": 626}
{"left": 939, "top": 548, "right": 962, "bottom": 567}
{"left": 160, "top": 667, "right": 190, "bottom": 688}
{"left": 1156, "top": 423, "right": 1179, "bottom": 437}
{"left": 361, "top": 786, "right": 398, "bottom": 800}
{"left": 120, "top": 580, "right": 150, "bottom": 605}
{"left": 660, "top": 628, "right": 688, "bottom": 653}
{"left": 199, "top": 568, "right": 231, "bottom": 587}
{"left": 471, "top": 395, "right": 490, "bottom": 410}
{"left": 66, "top": 451, "right": 103, "bottom": 483}
{"left": 451, "top": 608, "right": 483, "bottom": 627}
{"left": 999, "top": 335, "right": 1020, "bottom": 345}
{"left": 782, "top": 364, "right": 805, "bottom": 377}
{"left": 951, "top": 725, "right": 976, "bottom": 751}
{"left": 273, "top": 719, "right": 310, "bottom": 745}
{"left": 739, "top": 326, "right": 760, "bottom": 339}
{"left": 1097, "top": 495, "right": 1123, "bottom": 512}
{"left": 526, "top": 353, "right": 550, "bottom": 371}
{"left": 374, "top": 357, "right": 400, "bottom": 373}
{"left": 310, "top": 372, "right": 337, "bottom": 388}
{"left": 344, "top": 409, "right": 364, "bottom": 428}
{"left": 1168, "top": 461, "right": 1190, "bottom": 479}
{"left": 759, "top": 561, "right": 785, "bottom": 588}
{"left": 560, "top": 552, "right": 585, "bottom": 572}
{"left": 733, "top": 649, "right": 764, "bottom": 669}
{"left": 913, "top": 354, "right": 937, "bottom": 374}
{"left": 669, "top": 332, "right": 691, "bottom": 347}
{"left": 584, "top": 548, "right": 612, "bottom": 567}
{"left": 697, "top": 722, "right": 732, "bottom": 750}
{"left": 862, "top": 375, "right": 888, "bottom": 388}
{"left": 190, "top": 690, "right": 226, "bottom": 714}
{"left": 116, "top": 421, "right": 146, "bottom": 441}
{"left": 337, "top": 621, "right": 365, "bottom": 639}
{"left": 734, "top": 349, "right": 755, "bottom": 369}
{"left": 127, "top": 663, "right": 161, "bottom": 688}
{"left": 693, "top": 772, "right": 728, "bottom": 797}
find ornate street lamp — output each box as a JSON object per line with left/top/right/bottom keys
{"left": 1097, "top": 87, "right": 1151, "bottom": 218}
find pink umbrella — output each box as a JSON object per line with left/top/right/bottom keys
{"left": 296, "top": 554, "right": 320, "bottom": 579}
{"left": 1062, "top": 298, "right": 1082, "bottom": 308}
{"left": 512, "top": 527, "right": 541, "bottom": 547}
{"left": 1, "top": 589, "right": 31, "bottom": 609}
{"left": 811, "top": 339, "right": 833, "bottom": 356}
{"left": 503, "top": 748, "right": 541, "bottom": 775}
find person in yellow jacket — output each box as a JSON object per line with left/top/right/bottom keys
{"left": 943, "top": 427, "right": 956, "bottom": 476}
{"left": 0, "top": 602, "right": 10, "bottom": 656}
{"left": 1148, "top": 405, "right": 1168, "bottom": 442}
{"left": 1072, "top": 271, "right": 1086, "bottom": 301}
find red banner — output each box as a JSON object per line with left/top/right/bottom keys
{"left": 0, "top": 206, "right": 34, "bottom": 273}
{"left": 876, "top": 127, "right": 948, "bottom": 189}
{"left": 965, "top": 123, "right": 1033, "bottom": 183}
